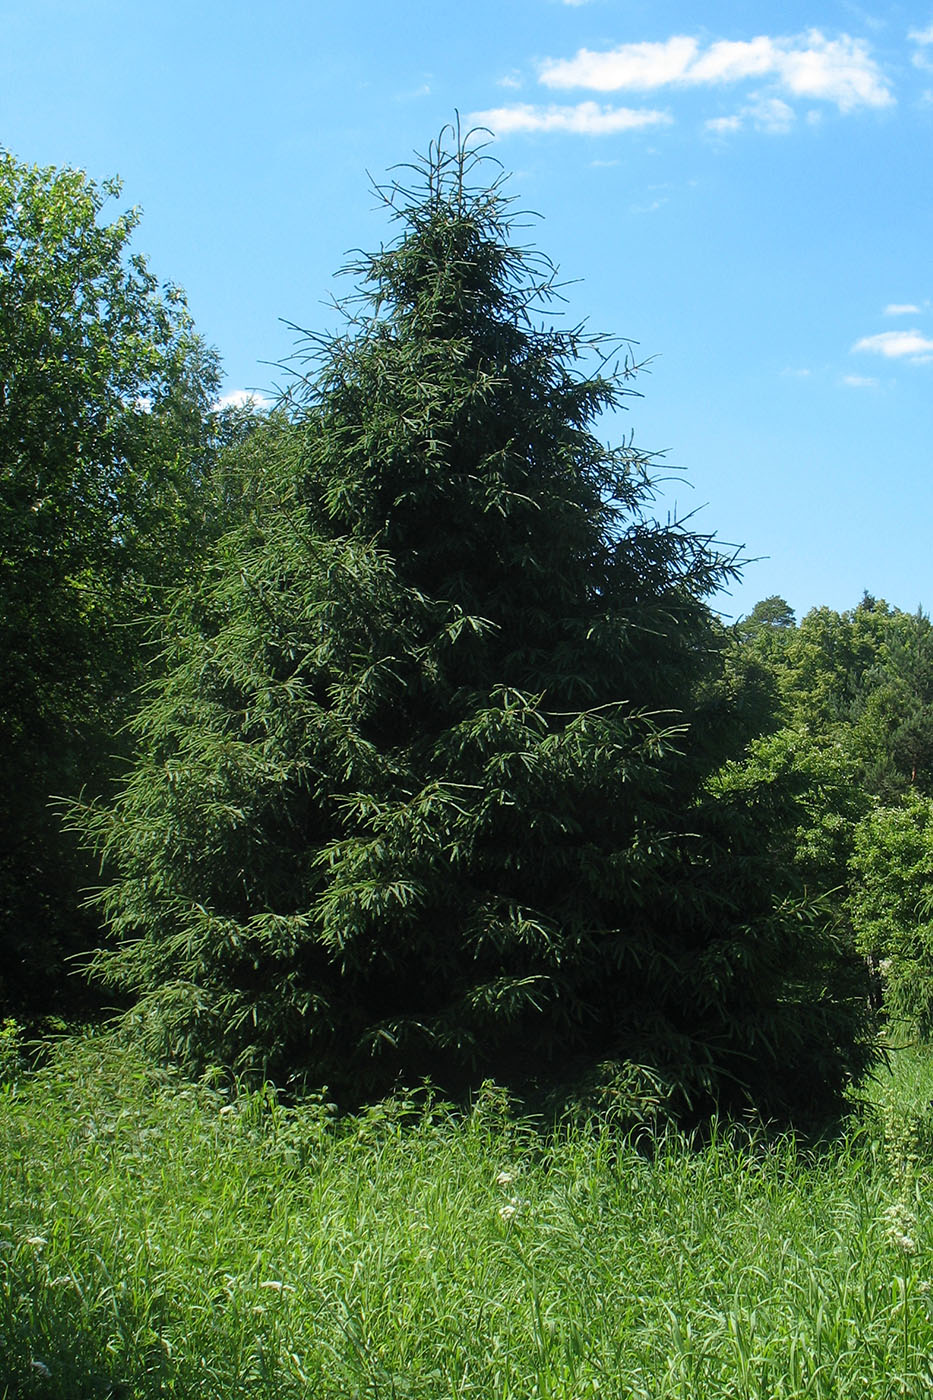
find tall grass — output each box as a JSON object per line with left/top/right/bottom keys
{"left": 2, "top": 1032, "right": 933, "bottom": 1398}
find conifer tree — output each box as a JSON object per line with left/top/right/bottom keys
{"left": 79, "top": 131, "right": 875, "bottom": 1119}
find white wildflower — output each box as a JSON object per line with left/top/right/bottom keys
{"left": 258, "top": 1280, "right": 295, "bottom": 1292}
{"left": 25, "top": 1236, "right": 47, "bottom": 1248}
{"left": 883, "top": 1202, "right": 919, "bottom": 1255}
{"left": 496, "top": 1170, "right": 514, "bottom": 1186}
{"left": 498, "top": 1194, "right": 526, "bottom": 1222}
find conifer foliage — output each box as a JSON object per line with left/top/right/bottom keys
{"left": 80, "top": 131, "right": 875, "bottom": 1118}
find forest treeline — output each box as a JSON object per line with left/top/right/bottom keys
{"left": 3, "top": 133, "right": 932, "bottom": 1127}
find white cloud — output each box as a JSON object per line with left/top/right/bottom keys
{"left": 912, "top": 35, "right": 933, "bottom": 74}
{"left": 884, "top": 303, "right": 921, "bottom": 315}
{"left": 852, "top": 329, "right": 933, "bottom": 359}
{"left": 498, "top": 71, "right": 523, "bottom": 90}
{"left": 214, "top": 389, "right": 271, "bottom": 411}
{"left": 746, "top": 96, "right": 796, "bottom": 131}
{"left": 540, "top": 30, "right": 893, "bottom": 112}
{"left": 912, "top": 21, "right": 933, "bottom": 72}
{"left": 776, "top": 33, "right": 890, "bottom": 109}
{"left": 468, "top": 101, "right": 672, "bottom": 136}
{"left": 691, "top": 38, "right": 781, "bottom": 84}
{"left": 842, "top": 374, "right": 879, "bottom": 387}
{"left": 705, "top": 95, "right": 795, "bottom": 134}
{"left": 542, "top": 37, "right": 698, "bottom": 91}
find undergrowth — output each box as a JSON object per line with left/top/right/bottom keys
{"left": 1, "top": 1029, "right": 932, "bottom": 1398}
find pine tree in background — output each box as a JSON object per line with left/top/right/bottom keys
{"left": 78, "top": 130, "right": 876, "bottom": 1120}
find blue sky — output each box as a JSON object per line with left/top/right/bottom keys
{"left": 2, "top": 0, "right": 931, "bottom": 621}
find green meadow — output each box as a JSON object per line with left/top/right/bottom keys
{"left": 3, "top": 1030, "right": 933, "bottom": 1399}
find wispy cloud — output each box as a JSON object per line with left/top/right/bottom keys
{"left": 468, "top": 101, "right": 672, "bottom": 136}
{"left": 707, "top": 95, "right": 796, "bottom": 133}
{"left": 853, "top": 329, "right": 933, "bottom": 360}
{"left": 884, "top": 302, "right": 921, "bottom": 315}
{"left": 842, "top": 373, "right": 879, "bottom": 387}
{"left": 910, "top": 24, "right": 933, "bottom": 71}
{"left": 752, "top": 97, "right": 796, "bottom": 130}
{"left": 540, "top": 31, "right": 893, "bottom": 112}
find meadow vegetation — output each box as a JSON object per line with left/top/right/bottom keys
{"left": 3, "top": 1029, "right": 933, "bottom": 1399}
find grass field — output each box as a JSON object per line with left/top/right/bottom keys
{"left": 3, "top": 1029, "right": 933, "bottom": 1399}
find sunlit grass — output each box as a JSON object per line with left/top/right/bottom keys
{"left": 2, "top": 1032, "right": 933, "bottom": 1398}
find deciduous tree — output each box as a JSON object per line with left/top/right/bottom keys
{"left": 0, "top": 151, "right": 222, "bottom": 1015}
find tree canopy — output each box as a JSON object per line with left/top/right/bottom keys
{"left": 0, "top": 150, "right": 224, "bottom": 1015}
{"left": 732, "top": 592, "right": 933, "bottom": 1039}
{"left": 739, "top": 594, "right": 933, "bottom": 801}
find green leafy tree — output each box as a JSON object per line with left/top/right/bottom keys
{"left": 849, "top": 796, "right": 933, "bottom": 1035}
{"left": 739, "top": 595, "right": 933, "bottom": 802}
{"left": 736, "top": 595, "right": 796, "bottom": 644}
{"left": 776, "top": 602, "right": 882, "bottom": 734}
{"left": 0, "top": 150, "right": 223, "bottom": 1017}
{"left": 734, "top": 597, "right": 933, "bottom": 1033}
{"left": 852, "top": 610, "right": 933, "bottom": 798}
{"left": 78, "top": 132, "right": 876, "bottom": 1121}
{"left": 694, "top": 726, "right": 873, "bottom": 1115}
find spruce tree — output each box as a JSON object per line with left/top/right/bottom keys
{"left": 79, "top": 131, "right": 875, "bottom": 1120}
